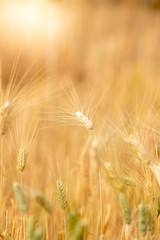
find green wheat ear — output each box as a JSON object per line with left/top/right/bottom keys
{"left": 118, "top": 192, "right": 131, "bottom": 224}
{"left": 56, "top": 180, "right": 67, "bottom": 210}
{"left": 146, "top": 207, "right": 155, "bottom": 234}
{"left": 32, "top": 228, "right": 43, "bottom": 240}
{"left": 12, "top": 182, "right": 28, "bottom": 213}
{"left": 26, "top": 215, "right": 36, "bottom": 239}
{"left": 68, "top": 211, "right": 85, "bottom": 240}
{"left": 137, "top": 203, "right": 148, "bottom": 236}
{"left": 155, "top": 196, "right": 160, "bottom": 217}
{"left": 35, "top": 192, "right": 52, "bottom": 213}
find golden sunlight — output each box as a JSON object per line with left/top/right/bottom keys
{"left": 1, "top": 0, "right": 63, "bottom": 43}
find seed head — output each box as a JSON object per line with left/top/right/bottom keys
{"left": 119, "top": 175, "right": 136, "bottom": 187}
{"left": 56, "top": 180, "right": 67, "bottom": 210}
{"left": 118, "top": 192, "right": 131, "bottom": 224}
{"left": 75, "top": 111, "right": 93, "bottom": 130}
{"left": 32, "top": 228, "right": 43, "bottom": 240}
{"left": 35, "top": 193, "right": 52, "bottom": 214}
{"left": 26, "top": 215, "right": 36, "bottom": 239}
{"left": 155, "top": 197, "right": 160, "bottom": 217}
{"left": 17, "top": 147, "right": 28, "bottom": 172}
{"left": 0, "top": 101, "right": 9, "bottom": 135}
{"left": 137, "top": 203, "right": 148, "bottom": 236}
{"left": 12, "top": 182, "right": 28, "bottom": 213}
{"left": 68, "top": 211, "right": 85, "bottom": 240}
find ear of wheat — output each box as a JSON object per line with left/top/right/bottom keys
{"left": 75, "top": 111, "right": 93, "bottom": 130}
{"left": 68, "top": 211, "right": 85, "bottom": 240}
{"left": 35, "top": 193, "right": 52, "bottom": 214}
{"left": 0, "top": 101, "right": 9, "bottom": 135}
{"left": 32, "top": 228, "right": 43, "bottom": 240}
{"left": 155, "top": 197, "right": 160, "bottom": 217}
{"left": 12, "top": 182, "right": 28, "bottom": 213}
{"left": 124, "top": 134, "right": 150, "bottom": 165}
{"left": 118, "top": 175, "right": 136, "bottom": 187}
{"left": 103, "top": 163, "right": 126, "bottom": 191}
{"left": 26, "top": 215, "right": 36, "bottom": 239}
{"left": 56, "top": 180, "right": 67, "bottom": 210}
{"left": 17, "top": 147, "right": 28, "bottom": 172}
{"left": 137, "top": 203, "right": 148, "bottom": 236}
{"left": 118, "top": 192, "right": 131, "bottom": 224}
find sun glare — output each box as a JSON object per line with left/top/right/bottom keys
{"left": 2, "top": 1, "right": 63, "bottom": 39}
{"left": 3, "top": 2, "right": 44, "bottom": 32}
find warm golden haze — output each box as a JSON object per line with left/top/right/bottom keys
{"left": 0, "top": 0, "right": 160, "bottom": 240}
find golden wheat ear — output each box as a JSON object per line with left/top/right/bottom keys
{"left": 0, "top": 101, "right": 9, "bottom": 135}
{"left": 75, "top": 111, "right": 93, "bottom": 130}
{"left": 56, "top": 180, "right": 67, "bottom": 210}
{"left": 17, "top": 147, "right": 28, "bottom": 172}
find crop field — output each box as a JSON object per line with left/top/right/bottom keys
{"left": 0, "top": 1, "right": 160, "bottom": 240}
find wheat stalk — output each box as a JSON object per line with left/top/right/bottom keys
{"left": 102, "top": 204, "right": 111, "bottom": 236}
{"left": 146, "top": 207, "right": 154, "bottom": 234}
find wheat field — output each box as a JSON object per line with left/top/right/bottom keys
{"left": 0, "top": 1, "right": 160, "bottom": 240}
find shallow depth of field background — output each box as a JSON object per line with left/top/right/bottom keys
{"left": 0, "top": 0, "right": 160, "bottom": 240}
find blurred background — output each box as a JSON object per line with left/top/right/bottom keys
{"left": 0, "top": 0, "right": 160, "bottom": 85}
